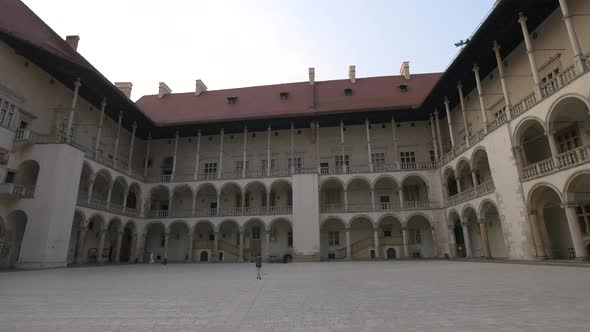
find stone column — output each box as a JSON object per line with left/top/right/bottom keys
{"left": 391, "top": 117, "right": 399, "bottom": 167}
{"left": 128, "top": 122, "right": 137, "bottom": 175}
{"left": 461, "top": 222, "right": 472, "bottom": 258}
{"left": 187, "top": 232, "right": 193, "bottom": 262}
{"left": 546, "top": 131, "right": 561, "bottom": 167}
{"left": 559, "top": 0, "right": 586, "bottom": 73}
{"left": 528, "top": 209, "right": 546, "bottom": 258}
{"left": 266, "top": 125, "right": 271, "bottom": 176}
{"left": 115, "top": 231, "right": 123, "bottom": 263}
{"left": 113, "top": 112, "right": 123, "bottom": 167}
{"left": 340, "top": 120, "right": 346, "bottom": 173}
{"left": 429, "top": 114, "right": 439, "bottom": 159}
{"left": 143, "top": 133, "right": 151, "bottom": 177}
{"left": 444, "top": 97, "right": 455, "bottom": 147}
{"left": 471, "top": 171, "right": 479, "bottom": 187}
{"left": 434, "top": 111, "right": 444, "bottom": 154}
{"left": 94, "top": 98, "right": 107, "bottom": 155}
{"left": 138, "top": 233, "right": 146, "bottom": 263}
{"left": 366, "top": 118, "right": 373, "bottom": 171}
{"left": 370, "top": 190, "right": 375, "bottom": 210}
{"left": 343, "top": 190, "right": 348, "bottom": 211}
{"left": 493, "top": 41, "right": 512, "bottom": 120}
{"left": 75, "top": 227, "right": 87, "bottom": 264}
{"left": 472, "top": 65, "right": 489, "bottom": 132}
{"left": 65, "top": 78, "right": 81, "bottom": 142}
{"left": 290, "top": 122, "right": 295, "bottom": 174}
{"left": 218, "top": 129, "right": 224, "bottom": 179}
{"left": 457, "top": 83, "right": 470, "bottom": 145}
{"left": 518, "top": 13, "right": 542, "bottom": 99}
{"left": 171, "top": 131, "right": 179, "bottom": 181}
{"left": 398, "top": 188, "right": 404, "bottom": 208}
{"left": 345, "top": 228, "right": 351, "bottom": 259}
{"left": 97, "top": 229, "right": 107, "bottom": 264}
{"left": 402, "top": 227, "right": 410, "bottom": 258}
{"left": 242, "top": 126, "right": 248, "bottom": 178}
{"left": 194, "top": 130, "right": 201, "bottom": 180}
{"left": 87, "top": 178, "right": 95, "bottom": 204}
{"left": 129, "top": 234, "right": 137, "bottom": 263}
{"left": 455, "top": 177, "right": 462, "bottom": 194}
{"left": 315, "top": 121, "right": 321, "bottom": 173}
{"left": 213, "top": 231, "right": 219, "bottom": 261}
{"left": 373, "top": 229, "right": 379, "bottom": 258}
{"left": 447, "top": 224, "right": 457, "bottom": 257}
{"left": 239, "top": 231, "right": 244, "bottom": 262}
{"left": 564, "top": 204, "right": 588, "bottom": 259}
{"left": 265, "top": 230, "right": 270, "bottom": 260}
{"left": 478, "top": 220, "right": 491, "bottom": 258}
{"left": 163, "top": 232, "right": 170, "bottom": 261}
{"left": 106, "top": 184, "right": 113, "bottom": 208}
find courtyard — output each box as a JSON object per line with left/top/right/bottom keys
{"left": 0, "top": 261, "right": 588, "bottom": 331}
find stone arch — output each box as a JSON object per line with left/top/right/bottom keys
{"left": 269, "top": 179, "right": 293, "bottom": 210}
{"left": 443, "top": 166, "right": 458, "bottom": 197}
{"left": 461, "top": 204, "right": 479, "bottom": 221}
{"left": 110, "top": 176, "right": 128, "bottom": 207}
{"left": 405, "top": 213, "right": 435, "bottom": 258}
{"left": 82, "top": 214, "right": 105, "bottom": 263}
{"left": 218, "top": 219, "right": 241, "bottom": 261}
{"left": 319, "top": 177, "right": 346, "bottom": 191}
{"left": 471, "top": 147, "right": 492, "bottom": 185}
{"left": 143, "top": 221, "right": 167, "bottom": 263}
{"left": 14, "top": 160, "right": 40, "bottom": 188}
{"left": 377, "top": 214, "right": 403, "bottom": 227}
{"left": 479, "top": 199, "right": 508, "bottom": 258}
{"left": 219, "top": 182, "right": 242, "bottom": 215}
{"left": 345, "top": 176, "right": 373, "bottom": 191}
{"left": 373, "top": 175, "right": 401, "bottom": 210}
{"left": 527, "top": 182, "right": 564, "bottom": 207}
{"left": 349, "top": 214, "right": 376, "bottom": 229}
{"left": 513, "top": 116, "right": 547, "bottom": 144}
{"left": 319, "top": 215, "right": 347, "bottom": 229}
{"left": 563, "top": 171, "right": 590, "bottom": 258}
{"left": 404, "top": 212, "right": 433, "bottom": 229}
{"left": 126, "top": 182, "right": 141, "bottom": 212}
{"left": 78, "top": 162, "right": 94, "bottom": 200}
{"left": 545, "top": 93, "right": 590, "bottom": 132}
{"left": 120, "top": 220, "right": 137, "bottom": 263}
{"left": 346, "top": 177, "right": 373, "bottom": 209}
{"left": 268, "top": 218, "right": 294, "bottom": 261}
{"left": 513, "top": 117, "right": 551, "bottom": 166}
{"left": 170, "top": 184, "right": 194, "bottom": 217}
{"left": 320, "top": 216, "right": 347, "bottom": 260}
{"left": 456, "top": 158, "right": 474, "bottom": 191}
{"left": 462, "top": 205, "right": 482, "bottom": 257}
{"left": 244, "top": 181, "right": 268, "bottom": 212}
{"left": 373, "top": 174, "right": 401, "bottom": 189}
{"left": 448, "top": 209, "right": 461, "bottom": 226}
{"left": 105, "top": 217, "right": 123, "bottom": 262}
{"left": 195, "top": 183, "right": 218, "bottom": 216}
{"left": 242, "top": 218, "right": 267, "bottom": 260}
{"left": 167, "top": 220, "right": 191, "bottom": 262}
{"left": 92, "top": 169, "right": 113, "bottom": 203}
{"left": 193, "top": 220, "right": 217, "bottom": 234}
{"left": 149, "top": 185, "right": 170, "bottom": 215}
{"left": 320, "top": 178, "right": 346, "bottom": 212}
{"left": 2, "top": 210, "right": 28, "bottom": 268}
{"left": 401, "top": 174, "right": 429, "bottom": 203}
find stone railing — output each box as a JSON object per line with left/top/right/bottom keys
{"left": 521, "top": 144, "right": 590, "bottom": 181}
{"left": 320, "top": 201, "right": 440, "bottom": 213}
{"left": 76, "top": 196, "right": 140, "bottom": 217}
{"left": 144, "top": 206, "right": 293, "bottom": 219}
{"left": 0, "top": 183, "right": 35, "bottom": 198}
{"left": 320, "top": 162, "right": 438, "bottom": 175}
{"left": 445, "top": 180, "right": 495, "bottom": 207}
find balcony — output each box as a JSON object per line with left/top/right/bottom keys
{"left": 319, "top": 201, "right": 440, "bottom": 213}
{"left": 76, "top": 196, "right": 139, "bottom": 217}
{"left": 445, "top": 180, "right": 495, "bottom": 206}
{"left": 320, "top": 162, "right": 438, "bottom": 175}
{"left": 145, "top": 206, "right": 293, "bottom": 219}
{"left": 520, "top": 144, "right": 590, "bottom": 181}
{"left": 0, "top": 183, "right": 35, "bottom": 198}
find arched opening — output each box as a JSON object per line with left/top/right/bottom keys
{"left": 480, "top": 201, "right": 507, "bottom": 258}
{"left": 168, "top": 222, "right": 190, "bottom": 262}
{"left": 472, "top": 150, "right": 492, "bottom": 186}
{"left": 269, "top": 218, "right": 293, "bottom": 262}
{"left": 193, "top": 221, "right": 215, "bottom": 261}
{"left": 218, "top": 220, "right": 240, "bottom": 261}
{"left": 244, "top": 182, "right": 267, "bottom": 214}
{"left": 462, "top": 207, "right": 482, "bottom": 257}
{"left": 449, "top": 212, "right": 465, "bottom": 257}
{"left": 91, "top": 171, "right": 111, "bottom": 205}
{"left": 320, "top": 218, "right": 346, "bottom": 260}
{"left": 67, "top": 210, "right": 85, "bottom": 265}
{"left": 348, "top": 216, "right": 374, "bottom": 259}
{"left": 149, "top": 186, "right": 170, "bottom": 217}
{"left": 320, "top": 178, "right": 345, "bottom": 212}
{"left": 373, "top": 177, "right": 401, "bottom": 210}
{"left": 456, "top": 160, "right": 474, "bottom": 192}
{"left": 14, "top": 160, "right": 40, "bottom": 195}
{"left": 170, "top": 185, "right": 194, "bottom": 217}
{"left": 83, "top": 215, "right": 104, "bottom": 264}
{"left": 219, "top": 183, "right": 242, "bottom": 216}
{"left": 0, "top": 210, "right": 28, "bottom": 268}
{"left": 269, "top": 180, "right": 293, "bottom": 214}
{"left": 119, "top": 221, "right": 136, "bottom": 263}
{"left": 547, "top": 97, "right": 590, "bottom": 166}
{"left": 77, "top": 163, "right": 93, "bottom": 201}
{"left": 160, "top": 156, "right": 174, "bottom": 176}
{"left": 144, "top": 222, "right": 166, "bottom": 263}
{"left": 515, "top": 119, "right": 551, "bottom": 167}
{"left": 243, "top": 219, "right": 266, "bottom": 260}
{"left": 444, "top": 168, "right": 458, "bottom": 198}
{"left": 347, "top": 178, "right": 372, "bottom": 212}
{"left": 564, "top": 173, "right": 590, "bottom": 258}
{"left": 401, "top": 175, "right": 429, "bottom": 207}
{"left": 110, "top": 177, "right": 127, "bottom": 209}
{"left": 106, "top": 218, "right": 121, "bottom": 262}
{"left": 199, "top": 250, "right": 209, "bottom": 262}
{"left": 406, "top": 215, "right": 434, "bottom": 258}
{"left": 195, "top": 184, "right": 218, "bottom": 216}
{"left": 126, "top": 183, "right": 141, "bottom": 213}
{"left": 377, "top": 215, "right": 403, "bottom": 259}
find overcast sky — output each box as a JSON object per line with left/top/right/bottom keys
{"left": 22, "top": 0, "right": 495, "bottom": 100}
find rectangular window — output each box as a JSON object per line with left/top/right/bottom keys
{"left": 252, "top": 227, "right": 261, "bottom": 240}
{"left": 328, "top": 231, "right": 340, "bottom": 246}
{"left": 334, "top": 155, "right": 350, "bottom": 167}
{"left": 287, "top": 157, "right": 302, "bottom": 170}
{"left": 556, "top": 125, "right": 580, "bottom": 153}
{"left": 288, "top": 232, "right": 293, "bottom": 247}
{"left": 400, "top": 151, "right": 415, "bottom": 164}
{"left": 371, "top": 152, "right": 385, "bottom": 170}
{"left": 429, "top": 150, "right": 435, "bottom": 162}
{"left": 320, "top": 162, "right": 329, "bottom": 174}
{"left": 261, "top": 159, "right": 275, "bottom": 170}
{"left": 383, "top": 230, "right": 392, "bottom": 237}
{"left": 204, "top": 162, "right": 217, "bottom": 174}
{"left": 408, "top": 229, "right": 421, "bottom": 245}
{"left": 235, "top": 160, "right": 249, "bottom": 171}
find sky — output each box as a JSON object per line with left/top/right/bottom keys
{"left": 22, "top": 0, "right": 495, "bottom": 101}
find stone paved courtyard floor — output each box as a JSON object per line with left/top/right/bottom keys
{"left": 0, "top": 260, "right": 589, "bottom": 331}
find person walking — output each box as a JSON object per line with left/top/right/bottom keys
{"left": 255, "top": 255, "right": 263, "bottom": 279}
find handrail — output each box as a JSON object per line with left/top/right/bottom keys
{"left": 521, "top": 144, "right": 590, "bottom": 181}
{"left": 445, "top": 180, "right": 495, "bottom": 206}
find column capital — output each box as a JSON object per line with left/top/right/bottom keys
{"left": 175, "top": 130, "right": 179, "bottom": 138}
{"left": 492, "top": 40, "right": 501, "bottom": 51}
{"left": 197, "top": 129, "right": 202, "bottom": 136}
{"left": 473, "top": 64, "right": 480, "bottom": 72}
{"left": 562, "top": 202, "right": 579, "bottom": 209}
{"left": 447, "top": 223, "right": 455, "bottom": 230}
{"left": 444, "top": 96, "right": 450, "bottom": 105}
{"left": 457, "top": 81, "right": 463, "bottom": 90}
{"left": 518, "top": 12, "right": 528, "bottom": 24}
{"left": 434, "top": 109, "right": 439, "bottom": 116}
{"left": 544, "top": 130, "right": 556, "bottom": 136}
{"left": 148, "top": 132, "right": 152, "bottom": 140}
{"left": 118, "top": 111, "right": 123, "bottom": 121}
{"left": 132, "top": 122, "right": 137, "bottom": 130}
{"left": 100, "top": 98, "right": 107, "bottom": 108}
{"left": 74, "top": 78, "right": 82, "bottom": 88}
{"left": 477, "top": 218, "right": 487, "bottom": 224}
{"left": 527, "top": 209, "right": 537, "bottom": 216}
{"left": 461, "top": 221, "right": 469, "bottom": 227}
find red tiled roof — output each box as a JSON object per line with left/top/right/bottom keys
{"left": 136, "top": 73, "right": 442, "bottom": 125}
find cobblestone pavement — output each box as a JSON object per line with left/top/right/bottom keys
{"left": 0, "top": 260, "right": 589, "bottom": 331}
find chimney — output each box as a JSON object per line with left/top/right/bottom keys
{"left": 158, "top": 82, "right": 172, "bottom": 98}
{"left": 400, "top": 61, "right": 410, "bottom": 80}
{"left": 195, "top": 79, "right": 208, "bottom": 96}
{"left": 114, "top": 82, "right": 133, "bottom": 99}
{"left": 308, "top": 67, "right": 315, "bottom": 86}
{"left": 349, "top": 65, "right": 356, "bottom": 84}
{"left": 65, "top": 35, "right": 80, "bottom": 51}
